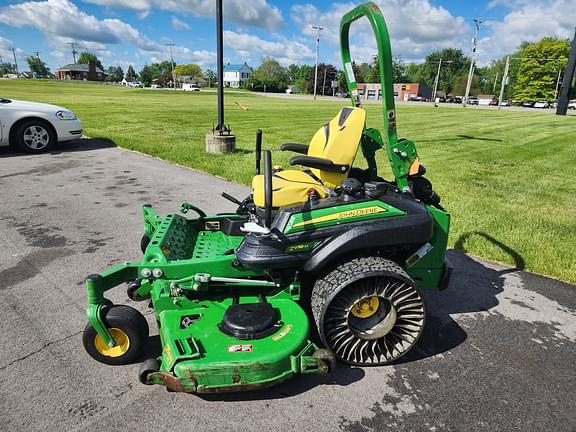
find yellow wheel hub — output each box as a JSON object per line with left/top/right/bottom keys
{"left": 350, "top": 296, "right": 380, "bottom": 318}
{"left": 94, "top": 328, "right": 130, "bottom": 358}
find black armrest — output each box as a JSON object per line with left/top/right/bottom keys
{"left": 289, "top": 156, "right": 349, "bottom": 173}
{"left": 280, "top": 143, "right": 309, "bottom": 154}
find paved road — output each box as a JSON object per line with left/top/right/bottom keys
{"left": 0, "top": 140, "right": 574, "bottom": 432}
{"left": 259, "top": 92, "right": 576, "bottom": 115}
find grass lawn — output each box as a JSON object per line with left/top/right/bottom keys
{"left": 2, "top": 80, "right": 575, "bottom": 283}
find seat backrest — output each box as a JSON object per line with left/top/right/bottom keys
{"left": 307, "top": 107, "right": 366, "bottom": 188}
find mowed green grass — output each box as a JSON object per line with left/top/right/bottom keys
{"left": 2, "top": 80, "right": 575, "bottom": 283}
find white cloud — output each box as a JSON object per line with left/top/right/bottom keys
{"left": 171, "top": 16, "right": 190, "bottom": 30}
{"left": 476, "top": 0, "right": 576, "bottom": 65}
{"left": 291, "top": 0, "right": 469, "bottom": 63}
{"left": 223, "top": 30, "right": 314, "bottom": 66}
{"left": 83, "top": 0, "right": 283, "bottom": 31}
{"left": 0, "top": 0, "right": 163, "bottom": 53}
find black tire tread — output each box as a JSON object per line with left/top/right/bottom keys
{"left": 311, "top": 256, "right": 411, "bottom": 327}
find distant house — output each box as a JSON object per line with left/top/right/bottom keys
{"left": 223, "top": 63, "right": 253, "bottom": 87}
{"left": 55, "top": 61, "right": 106, "bottom": 81}
{"left": 176, "top": 75, "right": 207, "bottom": 88}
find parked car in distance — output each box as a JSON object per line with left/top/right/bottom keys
{"left": 150, "top": 84, "right": 163, "bottom": 89}
{"left": 0, "top": 97, "right": 83, "bottom": 153}
{"left": 569, "top": 100, "right": 576, "bottom": 110}
{"left": 534, "top": 101, "right": 549, "bottom": 108}
{"left": 468, "top": 97, "right": 479, "bottom": 105}
{"left": 522, "top": 101, "right": 535, "bottom": 108}
{"left": 182, "top": 83, "right": 201, "bottom": 92}
{"left": 500, "top": 100, "right": 511, "bottom": 107}
{"left": 489, "top": 99, "right": 498, "bottom": 106}
{"left": 129, "top": 81, "right": 143, "bottom": 88}
{"left": 447, "top": 96, "right": 462, "bottom": 103}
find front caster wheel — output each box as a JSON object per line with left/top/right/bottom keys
{"left": 83, "top": 305, "right": 149, "bottom": 365}
{"left": 141, "top": 235, "right": 151, "bottom": 253}
{"left": 138, "top": 358, "right": 161, "bottom": 385}
{"left": 311, "top": 257, "right": 425, "bottom": 366}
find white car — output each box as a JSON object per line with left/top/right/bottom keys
{"left": 0, "top": 97, "right": 83, "bottom": 153}
{"left": 533, "top": 101, "right": 549, "bottom": 108}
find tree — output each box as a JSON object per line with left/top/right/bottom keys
{"left": 513, "top": 37, "right": 570, "bottom": 101}
{"left": 417, "top": 48, "right": 470, "bottom": 95}
{"left": 367, "top": 56, "right": 408, "bottom": 83}
{"left": 406, "top": 63, "right": 422, "bottom": 83}
{"left": 307, "top": 63, "right": 337, "bottom": 95}
{"left": 0, "top": 62, "right": 15, "bottom": 76}
{"left": 139, "top": 61, "right": 173, "bottom": 86}
{"left": 26, "top": 56, "right": 50, "bottom": 77}
{"left": 125, "top": 65, "right": 137, "bottom": 81}
{"left": 106, "top": 66, "right": 124, "bottom": 82}
{"left": 245, "top": 57, "right": 288, "bottom": 92}
{"left": 77, "top": 51, "right": 103, "bottom": 70}
{"left": 204, "top": 68, "right": 216, "bottom": 87}
{"left": 174, "top": 63, "right": 202, "bottom": 77}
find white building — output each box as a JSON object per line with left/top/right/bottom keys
{"left": 223, "top": 63, "right": 253, "bottom": 87}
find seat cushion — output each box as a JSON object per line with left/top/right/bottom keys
{"left": 252, "top": 170, "right": 328, "bottom": 208}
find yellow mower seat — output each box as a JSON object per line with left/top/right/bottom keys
{"left": 252, "top": 107, "right": 366, "bottom": 208}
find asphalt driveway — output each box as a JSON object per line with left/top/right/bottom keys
{"left": 0, "top": 139, "right": 574, "bottom": 432}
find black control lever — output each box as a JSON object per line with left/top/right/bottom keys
{"left": 220, "top": 192, "right": 242, "bottom": 205}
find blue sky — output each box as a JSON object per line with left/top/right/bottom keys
{"left": 0, "top": 0, "right": 574, "bottom": 74}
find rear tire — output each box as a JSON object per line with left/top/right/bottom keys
{"left": 83, "top": 305, "right": 149, "bottom": 365}
{"left": 311, "top": 257, "right": 425, "bottom": 366}
{"left": 14, "top": 119, "right": 56, "bottom": 153}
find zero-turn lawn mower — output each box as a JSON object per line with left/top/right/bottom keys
{"left": 82, "top": 2, "right": 451, "bottom": 394}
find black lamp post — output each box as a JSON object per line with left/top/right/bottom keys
{"left": 206, "top": 0, "right": 235, "bottom": 153}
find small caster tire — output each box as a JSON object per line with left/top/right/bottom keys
{"left": 83, "top": 305, "right": 149, "bottom": 366}
{"left": 141, "top": 235, "right": 151, "bottom": 253}
{"left": 127, "top": 280, "right": 145, "bottom": 301}
{"left": 138, "top": 358, "right": 161, "bottom": 385}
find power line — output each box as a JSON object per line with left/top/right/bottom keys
{"left": 312, "top": 25, "right": 324, "bottom": 100}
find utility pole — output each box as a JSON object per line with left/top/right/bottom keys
{"left": 554, "top": 69, "right": 562, "bottom": 100}
{"left": 498, "top": 55, "right": 510, "bottom": 109}
{"left": 432, "top": 59, "right": 442, "bottom": 101}
{"left": 32, "top": 51, "right": 41, "bottom": 78}
{"left": 312, "top": 25, "right": 324, "bottom": 100}
{"left": 432, "top": 59, "right": 452, "bottom": 102}
{"left": 463, "top": 18, "right": 482, "bottom": 107}
{"left": 166, "top": 43, "right": 176, "bottom": 91}
{"left": 493, "top": 71, "right": 499, "bottom": 93}
{"left": 11, "top": 47, "right": 19, "bottom": 78}
{"left": 0, "top": 55, "right": 3, "bottom": 78}
{"left": 67, "top": 42, "right": 79, "bottom": 63}
{"left": 322, "top": 66, "right": 327, "bottom": 96}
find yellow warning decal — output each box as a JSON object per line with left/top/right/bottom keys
{"left": 272, "top": 324, "right": 293, "bottom": 341}
{"left": 292, "top": 205, "right": 387, "bottom": 228}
